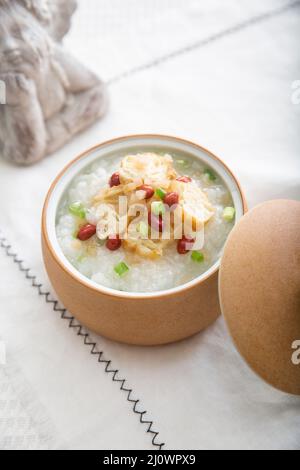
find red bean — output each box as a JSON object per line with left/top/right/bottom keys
{"left": 138, "top": 185, "right": 154, "bottom": 199}
{"left": 148, "top": 211, "right": 163, "bottom": 233}
{"left": 176, "top": 176, "right": 192, "bottom": 183}
{"left": 106, "top": 234, "right": 122, "bottom": 251}
{"left": 177, "top": 236, "right": 195, "bottom": 254}
{"left": 109, "top": 172, "right": 121, "bottom": 187}
{"left": 164, "top": 192, "right": 179, "bottom": 208}
{"left": 77, "top": 224, "right": 97, "bottom": 241}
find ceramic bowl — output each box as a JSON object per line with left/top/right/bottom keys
{"left": 42, "top": 135, "right": 247, "bottom": 345}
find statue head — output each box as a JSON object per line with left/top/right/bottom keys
{"left": 0, "top": 0, "right": 77, "bottom": 78}
{"left": 0, "top": 1, "right": 51, "bottom": 78}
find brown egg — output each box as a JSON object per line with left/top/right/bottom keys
{"left": 219, "top": 200, "right": 300, "bottom": 395}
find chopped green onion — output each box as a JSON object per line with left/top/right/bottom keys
{"left": 177, "top": 159, "right": 190, "bottom": 169}
{"left": 204, "top": 169, "right": 216, "bottom": 181}
{"left": 77, "top": 254, "right": 87, "bottom": 263}
{"left": 136, "top": 221, "right": 149, "bottom": 238}
{"left": 96, "top": 238, "right": 107, "bottom": 247}
{"left": 114, "top": 261, "right": 129, "bottom": 277}
{"left": 151, "top": 201, "right": 166, "bottom": 216}
{"left": 155, "top": 188, "right": 166, "bottom": 200}
{"left": 191, "top": 251, "right": 205, "bottom": 263}
{"left": 69, "top": 202, "right": 86, "bottom": 219}
{"left": 223, "top": 207, "right": 236, "bottom": 222}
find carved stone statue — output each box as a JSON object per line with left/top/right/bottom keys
{"left": 0, "top": 0, "right": 108, "bottom": 165}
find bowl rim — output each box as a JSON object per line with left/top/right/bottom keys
{"left": 42, "top": 134, "right": 247, "bottom": 300}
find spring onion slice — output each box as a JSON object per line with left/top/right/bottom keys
{"left": 204, "top": 169, "right": 216, "bottom": 181}
{"left": 191, "top": 251, "right": 205, "bottom": 263}
{"left": 223, "top": 207, "right": 236, "bottom": 222}
{"left": 114, "top": 262, "right": 129, "bottom": 277}
{"left": 69, "top": 201, "right": 86, "bottom": 219}
{"left": 177, "top": 159, "right": 190, "bottom": 169}
{"left": 155, "top": 188, "right": 166, "bottom": 200}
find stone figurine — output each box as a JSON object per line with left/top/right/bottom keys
{"left": 0, "top": 0, "right": 108, "bottom": 165}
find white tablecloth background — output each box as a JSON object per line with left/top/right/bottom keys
{"left": 0, "top": 0, "right": 299, "bottom": 450}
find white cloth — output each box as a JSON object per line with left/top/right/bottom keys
{"left": 0, "top": 0, "right": 300, "bottom": 450}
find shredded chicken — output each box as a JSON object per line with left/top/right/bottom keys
{"left": 170, "top": 180, "right": 215, "bottom": 229}
{"left": 119, "top": 153, "right": 176, "bottom": 188}
{"left": 124, "top": 238, "right": 171, "bottom": 260}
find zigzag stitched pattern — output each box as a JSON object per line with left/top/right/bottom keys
{"left": 0, "top": 233, "right": 165, "bottom": 450}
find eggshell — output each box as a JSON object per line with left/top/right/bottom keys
{"left": 219, "top": 200, "right": 300, "bottom": 395}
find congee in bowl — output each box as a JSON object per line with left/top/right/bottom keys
{"left": 43, "top": 135, "right": 246, "bottom": 344}
{"left": 56, "top": 150, "right": 236, "bottom": 293}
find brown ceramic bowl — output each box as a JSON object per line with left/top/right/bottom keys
{"left": 42, "top": 135, "right": 247, "bottom": 345}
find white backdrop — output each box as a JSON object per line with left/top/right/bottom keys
{"left": 0, "top": 0, "right": 299, "bottom": 450}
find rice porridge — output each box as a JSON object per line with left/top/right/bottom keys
{"left": 56, "top": 151, "right": 235, "bottom": 292}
